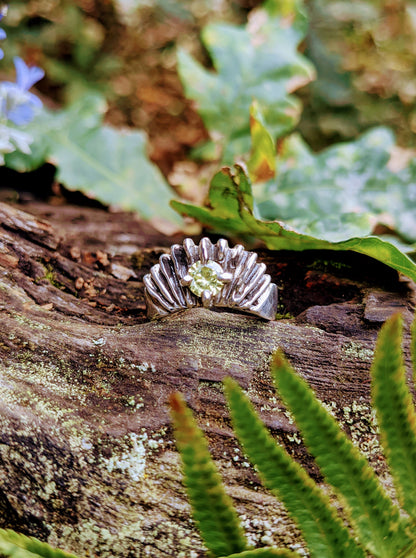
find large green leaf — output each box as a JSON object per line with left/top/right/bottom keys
{"left": 255, "top": 127, "right": 416, "bottom": 244}
{"left": 171, "top": 163, "right": 416, "bottom": 282}
{"left": 5, "top": 95, "right": 181, "bottom": 227}
{"left": 177, "top": 0, "right": 315, "bottom": 163}
{"left": 0, "top": 529, "right": 80, "bottom": 558}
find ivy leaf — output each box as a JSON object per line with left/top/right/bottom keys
{"left": 4, "top": 95, "right": 105, "bottom": 173}
{"left": 5, "top": 95, "right": 181, "bottom": 228}
{"left": 177, "top": 0, "right": 315, "bottom": 163}
{"left": 247, "top": 101, "right": 276, "bottom": 183}
{"left": 171, "top": 163, "right": 416, "bottom": 281}
{"left": 255, "top": 127, "right": 416, "bottom": 244}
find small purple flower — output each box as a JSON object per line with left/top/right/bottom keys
{"left": 0, "top": 57, "right": 44, "bottom": 125}
{"left": 0, "top": 27, "right": 5, "bottom": 61}
{"left": 0, "top": 7, "right": 45, "bottom": 164}
{"left": 0, "top": 6, "right": 7, "bottom": 60}
{"left": 14, "top": 56, "right": 45, "bottom": 91}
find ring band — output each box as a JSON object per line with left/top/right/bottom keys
{"left": 144, "top": 238, "right": 278, "bottom": 321}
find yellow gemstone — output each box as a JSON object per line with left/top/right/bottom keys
{"left": 188, "top": 260, "right": 224, "bottom": 297}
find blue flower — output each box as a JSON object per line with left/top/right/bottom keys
{"left": 0, "top": 57, "right": 44, "bottom": 125}
{"left": 0, "top": 30, "right": 6, "bottom": 61}
{"left": 14, "top": 56, "right": 45, "bottom": 91}
{"left": 0, "top": 8, "right": 7, "bottom": 60}
{"left": 0, "top": 9, "right": 45, "bottom": 164}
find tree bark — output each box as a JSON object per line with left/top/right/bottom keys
{"left": 0, "top": 200, "right": 414, "bottom": 557}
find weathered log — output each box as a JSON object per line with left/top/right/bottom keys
{"left": 0, "top": 200, "right": 414, "bottom": 557}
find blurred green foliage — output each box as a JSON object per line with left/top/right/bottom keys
{"left": 5, "top": 94, "right": 181, "bottom": 226}
{"left": 178, "top": 0, "right": 315, "bottom": 163}
{"left": 255, "top": 127, "right": 416, "bottom": 245}
{"left": 2, "top": 0, "right": 416, "bottom": 271}
{"left": 4, "top": 0, "right": 415, "bottom": 149}
{"left": 301, "top": 0, "right": 416, "bottom": 149}
{"left": 0, "top": 0, "right": 247, "bottom": 103}
{"left": 170, "top": 0, "right": 416, "bottom": 279}
{"left": 1, "top": 0, "right": 120, "bottom": 101}
{"left": 172, "top": 164, "right": 416, "bottom": 281}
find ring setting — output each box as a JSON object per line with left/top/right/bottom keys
{"left": 144, "top": 237, "right": 278, "bottom": 321}
{"left": 183, "top": 260, "right": 232, "bottom": 301}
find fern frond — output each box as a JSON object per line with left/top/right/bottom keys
{"left": 222, "top": 548, "right": 300, "bottom": 557}
{"left": 271, "top": 351, "right": 412, "bottom": 558}
{"left": 411, "top": 314, "right": 416, "bottom": 385}
{"left": 371, "top": 313, "right": 416, "bottom": 520}
{"left": 169, "top": 392, "right": 249, "bottom": 558}
{"left": 0, "top": 529, "right": 80, "bottom": 558}
{"left": 224, "top": 377, "right": 365, "bottom": 558}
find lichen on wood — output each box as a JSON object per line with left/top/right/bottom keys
{"left": 0, "top": 200, "right": 414, "bottom": 557}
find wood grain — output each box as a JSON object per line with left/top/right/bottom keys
{"left": 0, "top": 200, "right": 414, "bottom": 557}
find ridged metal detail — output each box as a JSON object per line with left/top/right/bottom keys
{"left": 144, "top": 237, "right": 278, "bottom": 320}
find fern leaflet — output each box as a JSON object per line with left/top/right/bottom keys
{"left": 224, "top": 377, "right": 365, "bottom": 558}
{"left": 169, "top": 392, "right": 249, "bottom": 557}
{"left": 371, "top": 313, "right": 416, "bottom": 522}
{"left": 0, "top": 529, "right": 80, "bottom": 558}
{"left": 271, "top": 351, "right": 412, "bottom": 558}
{"left": 222, "top": 548, "right": 300, "bottom": 557}
{"left": 411, "top": 315, "right": 416, "bottom": 386}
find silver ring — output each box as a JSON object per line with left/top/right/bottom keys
{"left": 144, "top": 238, "right": 278, "bottom": 321}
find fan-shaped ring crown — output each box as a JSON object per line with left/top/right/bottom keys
{"left": 144, "top": 237, "right": 278, "bottom": 321}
